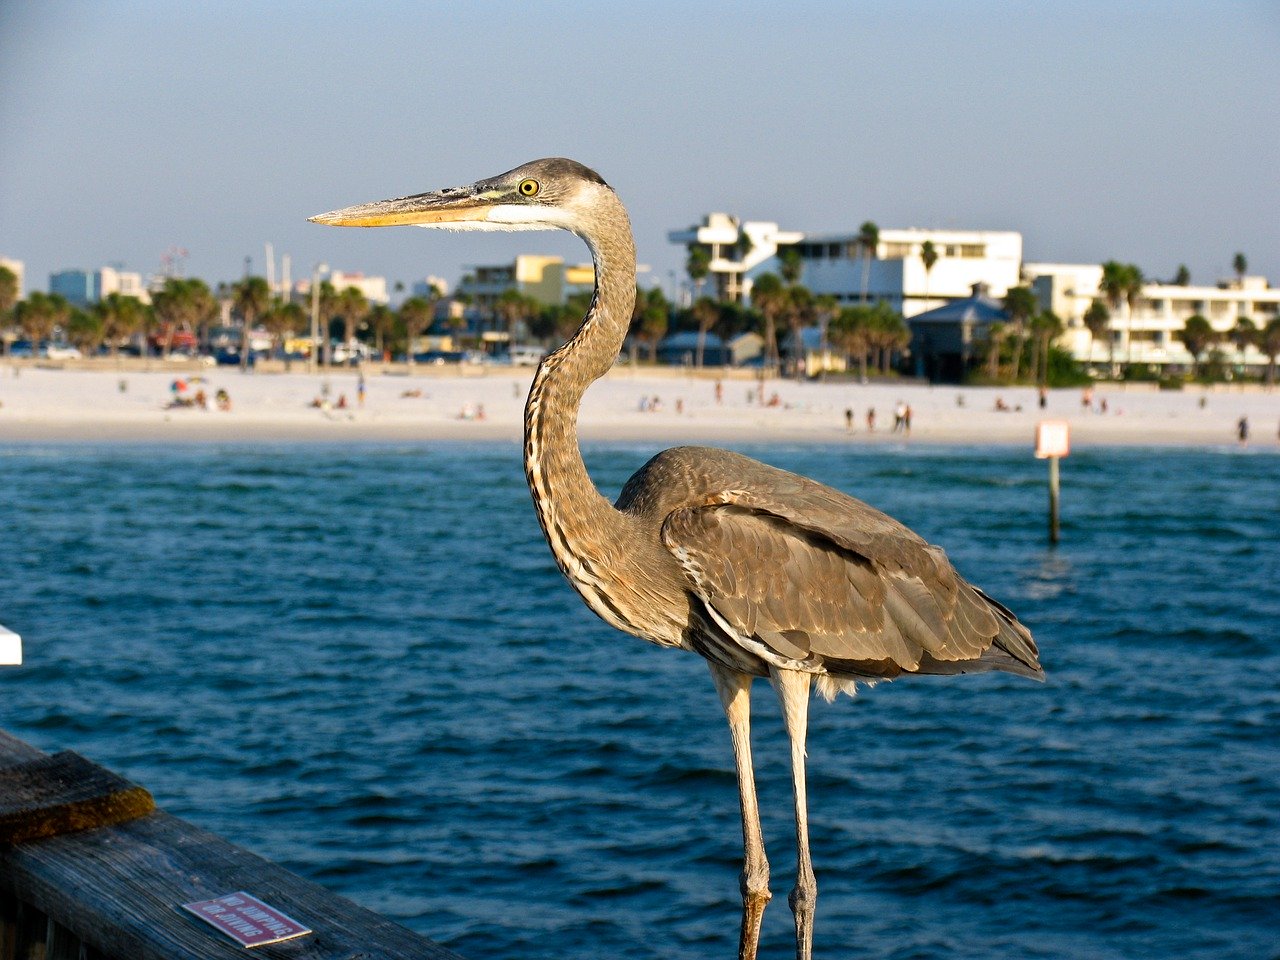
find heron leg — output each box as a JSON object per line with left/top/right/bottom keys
{"left": 770, "top": 667, "right": 816, "bottom": 960}
{"left": 709, "top": 662, "right": 771, "bottom": 960}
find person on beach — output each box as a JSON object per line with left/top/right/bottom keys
{"left": 1038, "top": 387, "right": 1048, "bottom": 409}
{"left": 1082, "top": 386, "right": 1093, "bottom": 411}
{"left": 714, "top": 380, "right": 723, "bottom": 405}
{"left": 357, "top": 371, "right": 366, "bottom": 408}
{"left": 845, "top": 408, "right": 854, "bottom": 433}
{"left": 1237, "top": 416, "right": 1249, "bottom": 445}
{"left": 893, "top": 401, "right": 907, "bottom": 433}
{"left": 866, "top": 407, "right": 876, "bottom": 431}
{"left": 903, "top": 405, "right": 912, "bottom": 435}
{"left": 215, "top": 388, "right": 231, "bottom": 411}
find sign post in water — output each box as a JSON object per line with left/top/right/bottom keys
{"left": 1035, "top": 420, "right": 1070, "bottom": 544}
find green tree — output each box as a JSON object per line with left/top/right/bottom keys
{"left": 1178, "top": 314, "right": 1216, "bottom": 377}
{"left": 65, "top": 308, "right": 103, "bottom": 354}
{"left": 778, "top": 246, "right": 803, "bottom": 285}
{"left": 1173, "top": 264, "right": 1191, "bottom": 286}
{"left": 629, "top": 286, "right": 669, "bottom": 362}
{"left": 1099, "top": 260, "right": 1144, "bottom": 369}
{"left": 496, "top": 288, "right": 538, "bottom": 346}
{"left": 1230, "top": 316, "right": 1257, "bottom": 378}
{"left": 749, "top": 272, "right": 787, "bottom": 374}
{"left": 333, "top": 285, "right": 370, "bottom": 365}
{"left": 831, "top": 305, "right": 873, "bottom": 381}
{"left": 1083, "top": 299, "right": 1112, "bottom": 373}
{"left": 232, "top": 276, "right": 272, "bottom": 370}
{"left": 1002, "top": 285, "right": 1038, "bottom": 382}
{"left": 367, "top": 303, "right": 397, "bottom": 359}
{"left": 1259, "top": 317, "right": 1280, "bottom": 388}
{"left": 1029, "top": 311, "right": 1064, "bottom": 386}
{"left": 920, "top": 240, "right": 938, "bottom": 307}
{"left": 865, "top": 301, "right": 909, "bottom": 375}
{"left": 399, "top": 293, "right": 437, "bottom": 367}
{"left": 94, "top": 293, "right": 149, "bottom": 357}
{"left": 1232, "top": 252, "right": 1247, "bottom": 284}
{"left": 690, "top": 297, "right": 720, "bottom": 368}
{"left": 0, "top": 266, "right": 18, "bottom": 350}
{"left": 858, "top": 221, "right": 879, "bottom": 303}
{"left": 151, "top": 277, "right": 216, "bottom": 358}
{"left": 685, "top": 244, "right": 711, "bottom": 300}
{"left": 14, "top": 292, "right": 70, "bottom": 352}
{"left": 984, "top": 321, "right": 1007, "bottom": 380}
{"left": 263, "top": 300, "right": 306, "bottom": 367}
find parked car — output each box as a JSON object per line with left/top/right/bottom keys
{"left": 43, "top": 342, "right": 83, "bottom": 359}
{"left": 509, "top": 344, "right": 546, "bottom": 366}
{"left": 411, "top": 350, "right": 465, "bottom": 365}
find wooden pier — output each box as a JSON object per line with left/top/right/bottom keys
{"left": 0, "top": 729, "right": 466, "bottom": 959}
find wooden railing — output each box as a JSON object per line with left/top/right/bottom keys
{"left": 0, "top": 729, "right": 466, "bottom": 959}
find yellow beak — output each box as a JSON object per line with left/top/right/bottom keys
{"left": 309, "top": 189, "right": 491, "bottom": 228}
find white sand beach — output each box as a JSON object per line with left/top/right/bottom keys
{"left": 0, "top": 362, "right": 1276, "bottom": 449}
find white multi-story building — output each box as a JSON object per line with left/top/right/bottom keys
{"left": 669, "top": 215, "right": 1022, "bottom": 316}
{"left": 1024, "top": 264, "right": 1280, "bottom": 371}
{"left": 325, "top": 270, "right": 389, "bottom": 305}
{"left": 49, "top": 266, "right": 151, "bottom": 305}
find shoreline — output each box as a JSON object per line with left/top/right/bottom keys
{"left": 0, "top": 365, "right": 1276, "bottom": 450}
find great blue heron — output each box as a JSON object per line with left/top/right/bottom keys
{"left": 311, "top": 158, "right": 1043, "bottom": 960}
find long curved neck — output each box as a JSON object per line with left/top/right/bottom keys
{"left": 524, "top": 191, "right": 636, "bottom": 576}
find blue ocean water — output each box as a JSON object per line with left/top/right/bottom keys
{"left": 1, "top": 441, "right": 1277, "bottom": 960}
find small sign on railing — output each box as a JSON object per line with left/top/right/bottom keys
{"left": 182, "top": 892, "right": 312, "bottom": 948}
{"left": 0, "top": 626, "right": 20, "bottom": 666}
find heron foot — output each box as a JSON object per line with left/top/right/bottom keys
{"left": 737, "top": 870, "right": 771, "bottom": 960}
{"left": 788, "top": 868, "right": 817, "bottom": 960}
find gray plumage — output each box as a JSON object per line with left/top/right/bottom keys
{"left": 312, "top": 157, "right": 1044, "bottom": 960}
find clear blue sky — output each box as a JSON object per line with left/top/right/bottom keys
{"left": 2, "top": 0, "right": 1278, "bottom": 299}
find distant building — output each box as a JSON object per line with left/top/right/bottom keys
{"left": 670, "top": 214, "right": 1022, "bottom": 315}
{"left": 907, "top": 284, "right": 1010, "bottom": 382}
{"left": 49, "top": 266, "right": 150, "bottom": 306}
{"left": 656, "top": 331, "right": 732, "bottom": 367}
{"left": 326, "top": 270, "right": 389, "bottom": 305}
{"left": 410, "top": 276, "right": 451, "bottom": 300}
{"left": 1023, "top": 264, "right": 1280, "bottom": 372}
{"left": 458, "top": 255, "right": 596, "bottom": 313}
{"left": 0, "top": 257, "right": 24, "bottom": 298}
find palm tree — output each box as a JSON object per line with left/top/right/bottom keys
{"left": 1230, "top": 316, "right": 1257, "bottom": 380}
{"left": 1178, "top": 314, "right": 1216, "bottom": 377}
{"left": 778, "top": 246, "right": 803, "bottom": 286}
{"left": 831, "top": 305, "right": 873, "bottom": 381}
{"left": 749, "top": 273, "right": 787, "bottom": 375}
{"left": 367, "top": 304, "right": 397, "bottom": 360}
{"left": 1030, "top": 311, "right": 1064, "bottom": 386}
{"left": 919, "top": 240, "right": 938, "bottom": 309}
{"left": 782, "top": 285, "right": 814, "bottom": 379}
{"left": 866, "top": 302, "right": 909, "bottom": 375}
{"left": 152, "top": 277, "right": 216, "bottom": 358}
{"left": 1232, "top": 252, "right": 1247, "bottom": 285}
{"left": 685, "top": 244, "right": 711, "bottom": 303}
{"left": 1174, "top": 264, "right": 1191, "bottom": 287}
{"left": 496, "top": 288, "right": 538, "bottom": 347}
{"left": 985, "top": 321, "right": 1007, "bottom": 380}
{"left": 629, "top": 286, "right": 669, "bottom": 362}
{"left": 1002, "top": 285, "right": 1038, "bottom": 382}
{"left": 14, "top": 292, "right": 70, "bottom": 353}
{"left": 263, "top": 301, "right": 306, "bottom": 367}
{"left": 1100, "top": 260, "right": 1144, "bottom": 371}
{"left": 813, "top": 294, "right": 838, "bottom": 379}
{"left": 1259, "top": 317, "right": 1280, "bottom": 388}
{"left": 857, "top": 221, "right": 879, "bottom": 303}
{"left": 0, "top": 266, "right": 18, "bottom": 352}
{"left": 1083, "top": 299, "right": 1113, "bottom": 374}
{"left": 690, "top": 297, "right": 720, "bottom": 368}
{"left": 65, "top": 308, "right": 103, "bottom": 355}
{"left": 232, "top": 276, "right": 272, "bottom": 370}
{"left": 95, "top": 293, "right": 149, "bottom": 357}
{"left": 333, "top": 285, "right": 370, "bottom": 366}
{"left": 399, "top": 294, "right": 436, "bottom": 367}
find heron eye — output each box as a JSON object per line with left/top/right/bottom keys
{"left": 518, "top": 178, "right": 540, "bottom": 197}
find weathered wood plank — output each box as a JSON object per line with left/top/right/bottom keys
{"left": 0, "top": 731, "right": 467, "bottom": 960}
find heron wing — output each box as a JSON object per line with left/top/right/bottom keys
{"left": 661, "top": 488, "right": 1040, "bottom": 678}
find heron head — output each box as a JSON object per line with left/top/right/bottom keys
{"left": 309, "top": 158, "right": 613, "bottom": 234}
